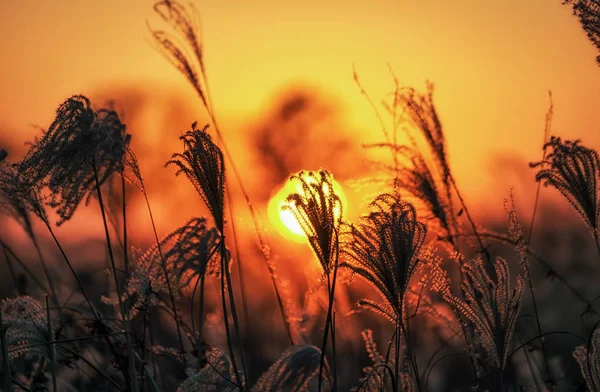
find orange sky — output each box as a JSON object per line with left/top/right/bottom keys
{"left": 1, "top": 0, "right": 599, "bottom": 216}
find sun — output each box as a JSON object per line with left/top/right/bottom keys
{"left": 268, "top": 172, "right": 346, "bottom": 241}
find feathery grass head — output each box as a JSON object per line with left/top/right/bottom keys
{"left": 530, "top": 136, "right": 599, "bottom": 237}
{"left": 342, "top": 193, "right": 427, "bottom": 322}
{"left": 167, "top": 123, "right": 226, "bottom": 231}
{"left": 564, "top": 0, "right": 600, "bottom": 65}
{"left": 280, "top": 169, "right": 342, "bottom": 273}
{"left": 251, "top": 344, "right": 322, "bottom": 392}
{"left": 395, "top": 154, "right": 453, "bottom": 239}
{"left": 17, "top": 95, "right": 131, "bottom": 225}
{"left": 177, "top": 347, "right": 237, "bottom": 392}
{"left": 150, "top": 0, "right": 209, "bottom": 109}
{"left": 396, "top": 83, "right": 450, "bottom": 184}
{"left": 0, "top": 161, "right": 48, "bottom": 230}
{"left": 573, "top": 324, "right": 600, "bottom": 390}
{"left": 434, "top": 256, "right": 524, "bottom": 370}
{"left": 364, "top": 81, "right": 456, "bottom": 244}
{"left": 120, "top": 217, "right": 221, "bottom": 316}
{"left": 1, "top": 296, "right": 53, "bottom": 361}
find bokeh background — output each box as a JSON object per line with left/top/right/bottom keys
{"left": 1, "top": 0, "right": 600, "bottom": 390}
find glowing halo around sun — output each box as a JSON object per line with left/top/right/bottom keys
{"left": 267, "top": 171, "right": 346, "bottom": 242}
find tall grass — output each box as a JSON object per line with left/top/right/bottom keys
{"left": 1, "top": 1, "right": 600, "bottom": 391}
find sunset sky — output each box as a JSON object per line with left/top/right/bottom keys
{"left": 1, "top": 0, "right": 599, "bottom": 219}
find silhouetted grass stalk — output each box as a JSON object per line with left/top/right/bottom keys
{"left": 448, "top": 175, "right": 489, "bottom": 261}
{"left": 121, "top": 175, "right": 129, "bottom": 274}
{"left": 318, "top": 250, "right": 339, "bottom": 392}
{"left": 400, "top": 318, "right": 421, "bottom": 391}
{"left": 191, "top": 241, "right": 220, "bottom": 337}
{"left": 1, "top": 242, "right": 19, "bottom": 295}
{"left": 208, "top": 109, "right": 293, "bottom": 347}
{"left": 31, "top": 234, "right": 58, "bottom": 307}
{"left": 522, "top": 93, "right": 555, "bottom": 389}
{"left": 225, "top": 190, "right": 251, "bottom": 343}
{"left": 92, "top": 162, "right": 138, "bottom": 392}
{"left": 222, "top": 238, "right": 249, "bottom": 387}
{"left": 218, "top": 241, "right": 243, "bottom": 389}
{"left": 42, "top": 220, "right": 96, "bottom": 317}
{"left": 45, "top": 295, "right": 57, "bottom": 392}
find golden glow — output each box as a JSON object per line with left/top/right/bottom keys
{"left": 268, "top": 172, "right": 346, "bottom": 242}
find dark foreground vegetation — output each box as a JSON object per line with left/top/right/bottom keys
{"left": 1, "top": 1, "right": 600, "bottom": 391}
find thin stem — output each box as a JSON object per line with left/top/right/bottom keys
{"left": 357, "top": 363, "right": 397, "bottom": 392}
{"left": 329, "top": 278, "right": 338, "bottom": 392}
{"left": 219, "top": 242, "right": 243, "bottom": 389}
{"left": 43, "top": 221, "right": 96, "bottom": 318}
{"left": 140, "top": 187, "right": 186, "bottom": 366}
{"left": 205, "top": 98, "right": 292, "bottom": 347}
{"left": 198, "top": 275, "right": 205, "bottom": 340}
{"left": 222, "top": 241, "right": 248, "bottom": 387}
{"left": 191, "top": 241, "right": 220, "bottom": 337}
{"left": 522, "top": 94, "right": 555, "bottom": 388}
{"left": 148, "top": 321, "right": 159, "bottom": 389}
{"left": 449, "top": 174, "right": 489, "bottom": 262}
{"left": 394, "top": 322, "right": 400, "bottom": 392}
{"left": 122, "top": 175, "right": 129, "bottom": 274}
{"left": 225, "top": 190, "right": 251, "bottom": 344}
{"left": 45, "top": 296, "right": 57, "bottom": 392}
{"left": 31, "top": 234, "right": 58, "bottom": 306}
{"left": 0, "top": 238, "right": 48, "bottom": 295}
{"left": 516, "top": 328, "right": 543, "bottom": 391}
{"left": 1, "top": 241, "right": 20, "bottom": 295}
{"left": 57, "top": 346, "right": 125, "bottom": 391}
{"left": 521, "top": 257, "right": 552, "bottom": 387}
{"left": 140, "top": 304, "right": 150, "bottom": 392}
{"left": 400, "top": 319, "right": 421, "bottom": 391}
{"left": 92, "top": 163, "right": 138, "bottom": 392}
{"left": 318, "top": 262, "right": 339, "bottom": 392}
